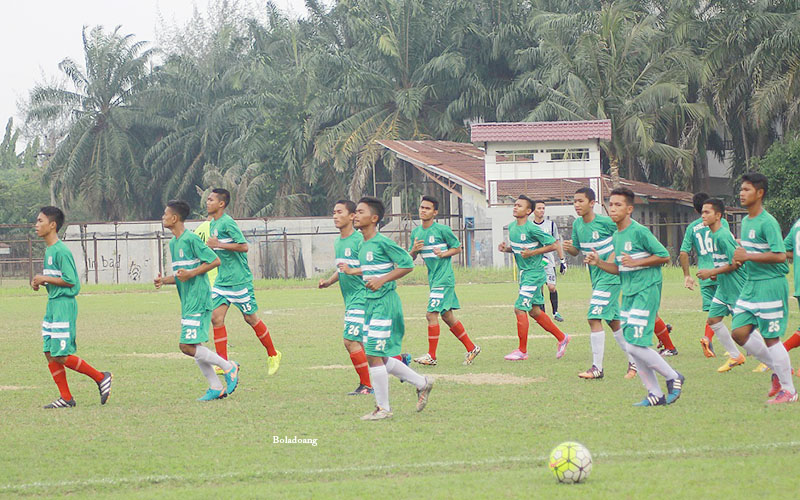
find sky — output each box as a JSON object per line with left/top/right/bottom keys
{"left": 0, "top": 0, "right": 310, "bottom": 145}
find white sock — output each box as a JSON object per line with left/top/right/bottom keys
{"left": 590, "top": 330, "right": 605, "bottom": 370}
{"left": 612, "top": 328, "right": 635, "bottom": 363}
{"left": 195, "top": 358, "right": 223, "bottom": 391}
{"left": 194, "top": 345, "right": 233, "bottom": 372}
{"left": 628, "top": 344, "right": 679, "bottom": 380}
{"left": 385, "top": 357, "right": 426, "bottom": 389}
{"left": 768, "top": 343, "right": 796, "bottom": 394}
{"left": 627, "top": 349, "right": 663, "bottom": 397}
{"left": 368, "top": 364, "right": 390, "bottom": 411}
{"left": 709, "top": 321, "right": 740, "bottom": 358}
{"left": 742, "top": 334, "right": 773, "bottom": 369}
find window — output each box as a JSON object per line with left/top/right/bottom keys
{"left": 495, "top": 150, "right": 536, "bottom": 163}
{"left": 546, "top": 148, "right": 589, "bottom": 161}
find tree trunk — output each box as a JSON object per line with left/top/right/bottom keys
{"left": 610, "top": 154, "right": 621, "bottom": 188}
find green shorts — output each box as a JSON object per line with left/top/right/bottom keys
{"left": 41, "top": 297, "right": 77, "bottom": 357}
{"left": 620, "top": 285, "right": 661, "bottom": 347}
{"left": 181, "top": 311, "right": 211, "bottom": 344}
{"left": 708, "top": 295, "right": 735, "bottom": 318}
{"left": 428, "top": 286, "right": 460, "bottom": 313}
{"left": 343, "top": 306, "right": 366, "bottom": 342}
{"left": 515, "top": 271, "right": 545, "bottom": 311}
{"left": 700, "top": 283, "right": 717, "bottom": 312}
{"left": 732, "top": 277, "right": 789, "bottom": 339}
{"left": 212, "top": 284, "right": 258, "bottom": 314}
{"left": 588, "top": 284, "right": 621, "bottom": 321}
{"left": 364, "top": 291, "right": 405, "bottom": 357}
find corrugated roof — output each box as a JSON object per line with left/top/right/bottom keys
{"left": 470, "top": 120, "right": 613, "bottom": 143}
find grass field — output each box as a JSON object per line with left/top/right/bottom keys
{"left": 2, "top": 266, "right": 799, "bottom": 499}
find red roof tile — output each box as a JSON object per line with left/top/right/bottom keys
{"left": 470, "top": 120, "right": 612, "bottom": 143}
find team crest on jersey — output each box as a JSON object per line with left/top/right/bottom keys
{"left": 624, "top": 241, "right": 632, "bottom": 252}
{"left": 592, "top": 231, "right": 599, "bottom": 240}
{"left": 366, "top": 251, "right": 374, "bottom": 262}
{"left": 749, "top": 229, "right": 756, "bottom": 239}
{"left": 212, "top": 229, "right": 218, "bottom": 237}
{"left": 179, "top": 249, "right": 185, "bottom": 258}
{"left": 345, "top": 248, "right": 352, "bottom": 257}
{"left": 520, "top": 234, "right": 527, "bottom": 241}
{"left": 48, "top": 256, "right": 53, "bottom": 265}
{"left": 429, "top": 235, "right": 435, "bottom": 243}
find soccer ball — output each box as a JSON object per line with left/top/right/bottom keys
{"left": 549, "top": 441, "right": 592, "bottom": 484}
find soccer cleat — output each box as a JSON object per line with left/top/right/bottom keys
{"left": 766, "top": 390, "right": 799, "bottom": 405}
{"left": 553, "top": 312, "right": 565, "bottom": 322}
{"left": 197, "top": 388, "right": 226, "bottom": 401}
{"left": 504, "top": 349, "right": 528, "bottom": 361}
{"left": 656, "top": 340, "right": 664, "bottom": 351}
{"left": 416, "top": 376, "right": 434, "bottom": 412}
{"left": 633, "top": 393, "right": 666, "bottom": 406}
{"left": 556, "top": 334, "right": 570, "bottom": 359}
{"left": 666, "top": 372, "right": 685, "bottom": 404}
{"left": 577, "top": 365, "right": 604, "bottom": 379}
{"left": 224, "top": 361, "right": 240, "bottom": 395}
{"left": 659, "top": 348, "right": 678, "bottom": 357}
{"left": 43, "top": 397, "right": 76, "bottom": 409}
{"left": 361, "top": 406, "right": 393, "bottom": 420}
{"left": 769, "top": 373, "right": 782, "bottom": 397}
{"left": 97, "top": 372, "right": 113, "bottom": 405}
{"left": 700, "top": 337, "right": 716, "bottom": 358}
{"left": 413, "top": 353, "right": 438, "bottom": 366}
{"left": 753, "top": 362, "right": 770, "bottom": 373}
{"left": 267, "top": 350, "right": 282, "bottom": 376}
{"left": 347, "top": 384, "right": 373, "bottom": 396}
{"left": 214, "top": 366, "right": 225, "bottom": 375}
{"left": 717, "top": 354, "right": 746, "bottom": 373}
{"left": 463, "top": 345, "right": 481, "bottom": 365}
{"left": 401, "top": 353, "right": 412, "bottom": 366}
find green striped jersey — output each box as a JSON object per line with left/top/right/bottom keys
{"left": 358, "top": 232, "right": 414, "bottom": 299}
{"left": 680, "top": 217, "right": 730, "bottom": 287}
{"left": 739, "top": 210, "right": 789, "bottom": 280}
{"left": 612, "top": 220, "right": 669, "bottom": 295}
{"left": 169, "top": 229, "right": 219, "bottom": 315}
{"left": 210, "top": 213, "right": 253, "bottom": 286}
{"left": 570, "top": 214, "right": 620, "bottom": 288}
{"left": 710, "top": 225, "right": 745, "bottom": 304}
{"left": 43, "top": 240, "right": 80, "bottom": 299}
{"left": 783, "top": 217, "right": 800, "bottom": 296}
{"left": 335, "top": 230, "right": 366, "bottom": 308}
{"left": 508, "top": 220, "right": 556, "bottom": 275}
{"left": 409, "top": 222, "right": 460, "bottom": 288}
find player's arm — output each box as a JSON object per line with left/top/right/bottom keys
{"left": 678, "top": 226, "right": 696, "bottom": 288}
{"left": 734, "top": 223, "right": 787, "bottom": 265}
{"left": 520, "top": 227, "right": 556, "bottom": 258}
{"left": 784, "top": 231, "right": 794, "bottom": 262}
{"left": 409, "top": 234, "right": 424, "bottom": 258}
{"left": 521, "top": 242, "right": 556, "bottom": 258}
{"left": 365, "top": 243, "right": 414, "bottom": 291}
{"left": 586, "top": 250, "right": 618, "bottom": 274}
{"left": 207, "top": 222, "right": 249, "bottom": 252}
{"left": 563, "top": 226, "right": 580, "bottom": 257}
{"left": 31, "top": 275, "right": 73, "bottom": 288}
{"left": 33, "top": 253, "right": 79, "bottom": 289}
{"left": 434, "top": 227, "right": 462, "bottom": 258}
{"left": 154, "top": 273, "right": 176, "bottom": 288}
{"left": 319, "top": 270, "right": 339, "bottom": 288}
{"left": 697, "top": 261, "right": 739, "bottom": 280}
{"left": 622, "top": 231, "right": 670, "bottom": 268}
{"left": 498, "top": 241, "right": 514, "bottom": 253}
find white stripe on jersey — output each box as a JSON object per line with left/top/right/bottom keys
{"left": 43, "top": 269, "right": 63, "bottom": 277}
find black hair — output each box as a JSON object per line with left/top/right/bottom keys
{"left": 357, "top": 196, "right": 385, "bottom": 222}
{"left": 40, "top": 206, "right": 65, "bottom": 232}
{"left": 211, "top": 188, "right": 231, "bottom": 208}
{"left": 421, "top": 195, "right": 439, "bottom": 211}
{"left": 703, "top": 198, "right": 726, "bottom": 215}
{"left": 517, "top": 195, "right": 534, "bottom": 211}
{"left": 166, "top": 200, "right": 191, "bottom": 222}
{"left": 609, "top": 187, "right": 635, "bottom": 206}
{"left": 335, "top": 199, "right": 357, "bottom": 214}
{"left": 533, "top": 199, "right": 546, "bottom": 208}
{"left": 575, "top": 187, "right": 596, "bottom": 202}
{"left": 741, "top": 172, "right": 769, "bottom": 198}
{"left": 692, "top": 192, "right": 710, "bottom": 214}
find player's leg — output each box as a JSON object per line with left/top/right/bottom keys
{"left": 343, "top": 308, "right": 371, "bottom": 394}
{"left": 548, "top": 278, "right": 563, "bottom": 322}
{"left": 211, "top": 301, "right": 231, "bottom": 360}
{"left": 752, "top": 280, "right": 796, "bottom": 403}
{"left": 414, "top": 310, "right": 440, "bottom": 366}
{"left": 441, "top": 307, "right": 480, "bottom": 365}
{"left": 180, "top": 313, "right": 237, "bottom": 400}
{"left": 530, "top": 297, "right": 569, "bottom": 358}
{"left": 579, "top": 286, "right": 620, "bottom": 379}
{"left": 732, "top": 286, "right": 781, "bottom": 397}
{"left": 609, "top": 318, "right": 638, "bottom": 378}
{"left": 700, "top": 284, "right": 717, "bottom": 357}
{"left": 655, "top": 316, "right": 677, "bottom": 356}
{"left": 783, "top": 298, "right": 800, "bottom": 352}
{"left": 708, "top": 298, "right": 745, "bottom": 372}
{"left": 506, "top": 282, "right": 534, "bottom": 360}
{"left": 578, "top": 318, "right": 605, "bottom": 379}
{"left": 43, "top": 352, "right": 74, "bottom": 408}
{"left": 627, "top": 347, "right": 666, "bottom": 406}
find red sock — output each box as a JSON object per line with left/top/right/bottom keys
{"left": 349, "top": 348, "right": 371, "bottom": 387}
{"left": 427, "top": 325, "right": 440, "bottom": 359}
{"left": 48, "top": 361, "right": 72, "bottom": 400}
{"left": 213, "top": 326, "right": 228, "bottom": 360}
{"left": 516, "top": 312, "right": 529, "bottom": 353}
{"left": 253, "top": 321, "right": 277, "bottom": 356}
{"left": 450, "top": 321, "right": 475, "bottom": 352}
{"left": 392, "top": 355, "right": 403, "bottom": 360}
{"left": 63, "top": 355, "right": 104, "bottom": 383}
{"left": 534, "top": 313, "right": 566, "bottom": 342}
{"left": 704, "top": 323, "right": 715, "bottom": 340}
{"left": 654, "top": 317, "right": 675, "bottom": 350}
{"left": 784, "top": 332, "right": 800, "bottom": 352}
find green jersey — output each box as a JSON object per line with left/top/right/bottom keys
{"left": 358, "top": 232, "right": 414, "bottom": 299}
{"left": 209, "top": 213, "right": 253, "bottom": 286}
{"left": 710, "top": 225, "right": 746, "bottom": 304}
{"left": 681, "top": 217, "right": 730, "bottom": 287}
{"left": 43, "top": 240, "right": 80, "bottom": 299}
{"left": 571, "top": 214, "right": 620, "bottom": 288}
{"left": 334, "top": 230, "right": 366, "bottom": 308}
{"left": 509, "top": 220, "right": 556, "bottom": 276}
{"left": 410, "top": 222, "right": 460, "bottom": 288}
{"left": 194, "top": 220, "right": 218, "bottom": 285}
{"left": 784, "top": 217, "right": 800, "bottom": 296}
{"left": 740, "top": 209, "right": 789, "bottom": 280}
{"left": 169, "top": 229, "right": 219, "bottom": 316}
{"left": 613, "top": 220, "right": 669, "bottom": 295}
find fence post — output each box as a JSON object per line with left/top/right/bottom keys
{"left": 27, "top": 233, "right": 33, "bottom": 284}
{"left": 157, "top": 231, "right": 163, "bottom": 277}
{"left": 283, "top": 230, "right": 289, "bottom": 280}
{"left": 93, "top": 234, "right": 99, "bottom": 284}
{"left": 82, "top": 224, "right": 89, "bottom": 283}
{"left": 114, "top": 222, "right": 119, "bottom": 284}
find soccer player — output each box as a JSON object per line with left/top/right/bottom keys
{"left": 729, "top": 173, "right": 795, "bottom": 404}
{"left": 586, "top": 188, "right": 684, "bottom": 406}
{"left": 695, "top": 198, "right": 746, "bottom": 372}
{"left": 781, "top": 216, "right": 800, "bottom": 355}
{"left": 318, "top": 200, "right": 373, "bottom": 395}
{"left": 563, "top": 187, "right": 637, "bottom": 379}
{"left": 154, "top": 200, "right": 240, "bottom": 401}
{"left": 680, "top": 192, "right": 729, "bottom": 358}
{"left": 33, "top": 206, "right": 112, "bottom": 409}
{"left": 339, "top": 196, "right": 433, "bottom": 420}
{"left": 408, "top": 196, "right": 480, "bottom": 366}
{"left": 532, "top": 200, "right": 567, "bottom": 322}
{"left": 499, "top": 195, "right": 570, "bottom": 361}
{"left": 206, "top": 188, "right": 281, "bottom": 375}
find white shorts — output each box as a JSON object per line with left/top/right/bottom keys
{"left": 545, "top": 265, "right": 556, "bottom": 286}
